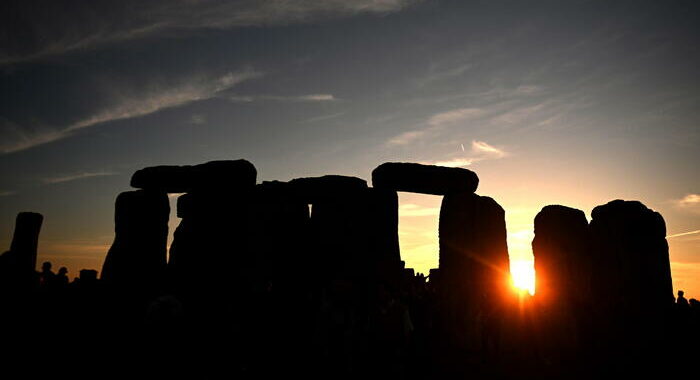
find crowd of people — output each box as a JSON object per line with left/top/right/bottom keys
{"left": 1, "top": 260, "right": 696, "bottom": 378}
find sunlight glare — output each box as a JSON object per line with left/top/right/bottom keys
{"left": 510, "top": 260, "right": 535, "bottom": 295}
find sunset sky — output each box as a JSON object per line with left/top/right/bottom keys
{"left": 1, "top": 1, "right": 698, "bottom": 297}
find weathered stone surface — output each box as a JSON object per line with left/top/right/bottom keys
{"left": 372, "top": 162, "right": 479, "bottom": 195}
{"left": 168, "top": 191, "right": 253, "bottom": 298}
{"left": 439, "top": 193, "right": 510, "bottom": 287}
{"left": 101, "top": 190, "right": 169, "bottom": 294}
{"left": 248, "top": 182, "right": 311, "bottom": 283}
{"left": 533, "top": 205, "right": 591, "bottom": 302}
{"left": 0, "top": 212, "right": 43, "bottom": 288}
{"left": 437, "top": 192, "right": 510, "bottom": 348}
{"left": 309, "top": 187, "right": 401, "bottom": 283}
{"left": 131, "top": 159, "right": 257, "bottom": 193}
{"left": 590, "top": 200, "right": 673, "bottom": 313}
{"left": 288, "top": 175, "right": 367, "bottom": 203}
{"left": 532, "top": 205, "right": 591, "bottom": 353}
{"left": 589, "top": 199, "right": 673, "bottom": 348}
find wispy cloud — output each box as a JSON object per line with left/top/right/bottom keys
{"left": 387, "top": 130, "right": 428, "bottom": 146}
{"left": 1, "top": 70, "right": 261, "bottom": 154}
{"left": 229, "top": 94, "right": 337, "bottom": 103}
{"left": 43, "top": 171, "right": 118, "bottom": 185}
{"left": 399, "top": 204, "right": 441, "bottom": 217}
{"left": 190, "top": 114, "right": 207, "bottom": 125}
{"left": 423, "top": 140, "right": 508, "bottom": 168}
{"left": 471, "top": 140, "right": 506, "bottom": 158}
{"left": 674, "top": 194, "right": 700, "bottom": 214}
{"left": 301, "top": 112, "right": 346, "bottom": 124}
{"left": 387, "top": 107, "right": 483, "bottom": 146}
{"left": 428, "top": 107, "right": 483, "bottom": 127}
{"left": 1, "top": 1, "right": 419, "bottom": 65}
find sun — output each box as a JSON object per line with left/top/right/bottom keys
{"left": 510, "top": 260, "right": 535, "bottom": 295}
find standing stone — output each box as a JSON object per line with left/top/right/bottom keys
{"left": 372, "top": 162, "right": 479, "bottom": 195}
{"left": 589, "top": 200, "right": 673, "bottom": 346}
{"left": 168, "top": 189, "right": 254, "bottom": 298}
{"left": 250, "top": 181, "right": 311, "bottom": 285}
{"left": 532, "top": 205, "right": 591, "bottom": 355}
{"left": 533, "top": 205, "right": 591, "bottom": 303}
{"left": 438, "top": 192, "right": 510, "bottom": 348}
{"left": 101, "top": 190, "right": 169, "bottom": 295}
{"left": 166, "top": 160, "right": 258, "bottom": 302}
{"left": 439, "top": 193, "right": 510, "bottom": 291}
{"left": 0, "top": 212, "right": 43, "bottom": 289}
{"left": 293, "top": 175, "right": 401, "bottom": 283}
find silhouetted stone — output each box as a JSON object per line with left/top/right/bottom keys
{"left": 249, "top": 181, "right": 311, "bottom": 283}
{"left": 439, "top": 193, "right": 510, "bottom": 286}
{"left": 0, "top": 212, "right": 43, "bottom": 288}
{"left": 101, "top": 190, "right": 169, "bottom": 295}
{"left": 131, "top": 159, "right": 257, "bottom": 193}
{"left": 438, "top": 192, "right": 510, "bottom": 349}
{"left": 589, "top": 199, "right": 673, "bottom": 347}
{"left": 372, "top": 162, "right": 479, "bottom": 195}
{"left": 168, "top": 190, "right": 255, "bottom": 299}
{"left": 532, "top": 205, "right": 591, "bottom": 355}
{"left": 533, "top": 205, "right": 591, "bottom": 302}
{"left": 308, "top": 186, "right": 401, "bottom": 284}
{"left": 288, "top": 175, "right": 367, "bottom": 203}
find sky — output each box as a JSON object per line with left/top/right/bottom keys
{"left": 1, "top": 0, "right": 698, "bottom": 297}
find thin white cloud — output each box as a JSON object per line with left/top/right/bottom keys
{"left": 471, "top": 140, "right": 506, "bottom": 158}
{"left": 301, "top": 112, "right": 346, "bottom": 124}
{"left": 44, "top": 171, "right": 118, "bottom": 185}
{"left": 229, "top": 94, "right": 337, "bottom": 103}
{"left": 428, "top": 107, "right": 483, "bottom": 127}
{"left": 1, "top": 70, "right": 261, "bottom": 154}
{"left": 427, "top": 158, "right": 474, "bottom": 168}
{"left": 386, "top": 107, "right": 483, "bottom": 147}
{"left": 422, "top": 140, "right": 508, "bottom": 168}
{"left": 399, "top": 204, "right": 441, "bottom": 217}
{"left": 190, "top": 114, "right": 207, "bottom": 125}
{"left": 674, "top": 194, "right": 700, "bottom": 214}
{"left": 2, "top": 1, "right": 419, "bottom": 65}
{"left": 387, "top": 130, "right": 427, "bottom": 146}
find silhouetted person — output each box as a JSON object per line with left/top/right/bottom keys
{"left": 39, "top": 261, "right": 55, "bottom": 286}
{"left": 56, "top": 267, "right": 69, "bottom": 287}
{"left": 676, "top": 290, "right": 689, "bottom": 309}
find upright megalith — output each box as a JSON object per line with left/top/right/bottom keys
{"left": 372, "top": 162, "right": 479, "bottom": 195}
{"left": 287, "top": 175, "right": 402, "bottom": 283}
{"left": 0, "top": 212, "right": 44, "bottom": 289}
{"left": 532, "top": 205, "right": 591, "bottom": 303}
{"left": 532, "top": 205, "right": 591, "bottom": 354}
{"left": 131, "top": 159, "right": 257, "bottom": 193}
{"left": 248, "top": 181, "right": 311, "bottom": 284}
{"left": 438, "top": 192, "right": 510, "bottom": 294}
{"left": 101, "top": 190, "right": 169, "bottom": 294}
{"left": 166, "top": 160, "right": 258, "bottom": 300}
{"left": 589, "top": 200, "right": 673, "bottom": 345}
{"left": 297, "top": 175, "right": 369, "bottom": 278}
{"left": 438, "top": 192, "right": 510, "bottom": 347}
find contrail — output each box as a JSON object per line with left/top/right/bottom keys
{"left": 667, "top": 229, "right": 700, "bottom": 238}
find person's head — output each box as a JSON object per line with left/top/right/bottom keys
{"left": 58, "top": 267, "right": 68, "bottom": 275}
{"left": 678, "top": 290, "right": 685, "bottom": 297}
{"left": 41, "top": 261, "right": 52, "bottom": 271}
